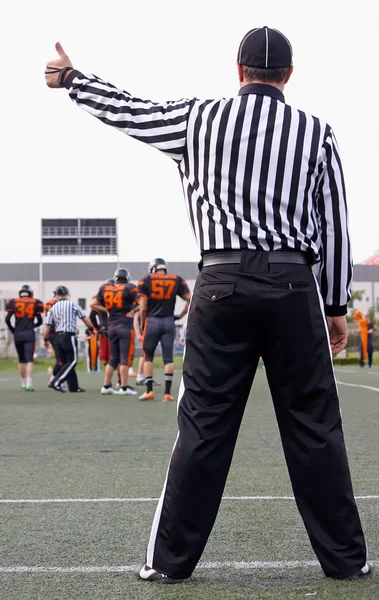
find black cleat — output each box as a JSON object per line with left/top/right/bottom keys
{"left": 48, "top": 383, "right": 66, "bottom": 393}
{"left": 70, "top": 388, "right": 86, "bottom": 393}
{"left": 335, "top": 563, "right": 372, "bottom": 580}
{"left": 136, "top": 564, "right": 185, "bottom": 584}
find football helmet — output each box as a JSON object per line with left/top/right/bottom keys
{"left": 106, "top": 278, "right": 115, "bottom": 285}
{"left": 148, "top": 258, "right": 168, "bottom": 273}
{"left": 19, "top": 284, "right": 33, "bottom": 298}
{"left": 54, "top": 285, "right": 69, "bottom": 297}
{"left": 114, "top": 268, "right": 131, "bottom": 283}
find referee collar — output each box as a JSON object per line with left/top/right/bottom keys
{"left": 238, "top": 83, "right": 285, "bottom": 103}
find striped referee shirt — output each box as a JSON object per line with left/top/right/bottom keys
{"left": 64, "top": 72, "right": 352, "bottom": 315}
{"left": 45, "top": 299, "right": 85, "bottom": 334}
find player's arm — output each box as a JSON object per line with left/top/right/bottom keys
{"left": 72, "top": 303, "right": 95, "bottom": 333}
{"left": 43, "top": 306, "right": 54, "bottom": 346}
{"left": 5, "top": 301, "right": 15, "bottom": 333}
{"left": 90, "top": 289, "right": 108, "bottom": 315}
{"left": 139, "top": 296, "right": 148, "bottom": 331}
{"left": 175, "top": 279, "right": 192, "bottom": 320}
{"left": 89, "top": 309, "right": 101, "bottom": 331}
{"left": 34, "top": 314, "right": 43, "bottom": 328}
{"left": 82, "top": 316, "right": 95, "bottom": 332}
{"left": 315, "top": 126, "right": 352, "bottom": 317}
{"left": 175, "top": 295, "right": 191, "bottom": 321}
{"left": 43, "top": 324, "right": 53, "bottom": 347}
{"left": 133, "top": 309, "right": 142, "bottom": 342}
{"left": 45, "top": 43, "right": 191, "bottom": 163}
{"left": 90, "top": 299, "right": 108, "bottom": 314}
{"left": 5, "top": 312, "right": 15, "bottom": 333}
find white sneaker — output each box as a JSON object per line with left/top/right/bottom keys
{"left": 101, "top": 386, "right": 116, "bottom": 395}
{"left": 118, "top": 386, "right": 137, "bottom": 395}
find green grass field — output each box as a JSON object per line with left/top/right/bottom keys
{"left": 0, "top": 365, "right": 378, "bottom": 599}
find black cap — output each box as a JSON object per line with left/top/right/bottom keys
{"left": 237, "top": 26, "right": 293, "bottom": 69}
{"left": 54, "top": 285, "right": 69, "bottom": 296}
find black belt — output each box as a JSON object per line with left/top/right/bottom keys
{"left": 202, "top": 250, "right": 309, "bottom": 267}
{"left": 56, "top": 331, "right": 76, "bottom": 335}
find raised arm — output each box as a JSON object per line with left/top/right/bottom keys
{"left": 45, "top": 43, "right": 191, "bottom": 163}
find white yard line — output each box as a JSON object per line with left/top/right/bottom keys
{"left": 336, "top": 380, "right": 379, "bottom": 393}
{"left": 1, "top": 495, "right": 379, "bottom": 504}
{"left": 0, "top": 559, "right": 378, "bottom": 574}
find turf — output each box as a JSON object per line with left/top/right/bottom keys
{"left": 0, "top": 366, "right": 378, "bottom": 599}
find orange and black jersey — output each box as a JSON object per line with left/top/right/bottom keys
{"left": 45, "top": 298, "right": 57, "bottom": 332}
{"left": 6, "top": 297, "right": 44, "bottom": 339}
{"left": 45, "top": 298, "right": 57, "bottom": 315}
{"left": 138, "top": 273, "right": 190, "bottom": 318}
{"left": 96, "top": 283, "right": 138, "bottom": 324}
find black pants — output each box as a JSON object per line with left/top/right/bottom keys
{"left": 51, "top": 333, "right": 79, "bottom": 391}
{"left": 14, "top": 339, "right": 34, "bottom": 363}
{"left": 146, "top": 251, "right": 367, "bottom": 579}
{"left": 360, "top": 341, "right": 374, "bottom": 367}
{"left": 143, "top": 316, "right": 175, "bottom": 364}
{"left": 108, "top": 320, "right": 134, "bottom": 369}
{"left": 49, "top": 336, "right": 61, "bottom": 377}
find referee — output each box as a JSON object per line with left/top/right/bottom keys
{"left": 43, "top": 286, "right": 94, "bottom": 393}
{"left": 45, "top": 27, "right": 369, "bottom": 582}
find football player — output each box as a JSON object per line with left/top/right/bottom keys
{"left": 138, "top": 258, "right": 191, "bottom": 402}
{"left": 5, "top": 285, "right": 44, "bottom": 391}
{"left": 91, "top": 268, "right": 139, "bottom": 395}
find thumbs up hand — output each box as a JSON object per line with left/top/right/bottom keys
{"left": 45, "top": 42, "right": 73, "bottom": 88}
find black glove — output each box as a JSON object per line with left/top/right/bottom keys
{"left": 174, "top": 315, "right": 181, "bottom": 321}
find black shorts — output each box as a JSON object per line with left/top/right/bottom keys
{"left": 142, "top": 316, "right": 175, "bottom": 364}
{"left": 15, "top": 340, "right": 35, "bottom": 364}
{"left": 108, "top": 321, "right": 135, "bottom": 369}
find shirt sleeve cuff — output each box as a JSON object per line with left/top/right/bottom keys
{"left": 325, "top": 304, "right": 347, "bottom": 317}
{"left": 63, "top": 69, "right": 82, "bottom": 89}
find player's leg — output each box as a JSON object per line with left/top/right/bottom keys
{"left": 136, "top": 354, "right": 145, "bottom": 384}
{"left": 53, "top": 334, "right": 78, "bottom": 390}
{"left": 118, "top": 328, "right": 137, "bottom": 395}
{"left": 368, "top": 341, "right": 374, "bottom": 367}
{"left": 48, "top": 336, "right": 66, "bottom": 390}
{"left": 128, "top": 348, "right": 137, "bottom": 377}
{"left": 262, "top": 265, "right": 367, "bottom": 579}
{"left": 24, "top": 341, "right": 35, "bottom": 391}
{"left": 15, "top": 341, "right": 26, "bottom": 389}
{"left": 143, "top": 266, "right": 260, "bottom": 579}
{"left": 102, "top": 328, "right": 118, "bottom": 394}
{"left": 160, "top": 316, "right": 175, "bottom": 401}
{"left": 140, "top": 318, "right": 159, "bottom": 400}
{"left": 359, "top": 340, "right": 365, "bottom": 367}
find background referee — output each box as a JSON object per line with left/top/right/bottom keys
{"left": 45, "top": 26, "right": 370, "bottom": 583}
{"left": 43, "top": 286, "right": 94, "bottom": 393}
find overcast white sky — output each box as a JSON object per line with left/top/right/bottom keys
{"left": 2, "top": 0, "right": 378, "bottom": 265}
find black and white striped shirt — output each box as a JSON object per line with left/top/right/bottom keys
{"left": 45, "top": 299, "right": 85, "bottom": 334}
{"left": 64, "top": 72, "right": 352, "bottom": 314}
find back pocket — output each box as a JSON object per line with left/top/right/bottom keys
{"left": 198, "top": 282, "right": 235, "bottom": 302}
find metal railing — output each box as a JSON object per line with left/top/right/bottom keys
{"left": 42, "top": 227, "right": 78, "bottom": 237}
{"left": 42, "top": 245, "right": 116, "bottom": 255}
{"left": 42, "top": 226, "right": 116, "bottom": 238}
{"left": 81, "top": 227, "right": 116, "bottom": 237}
